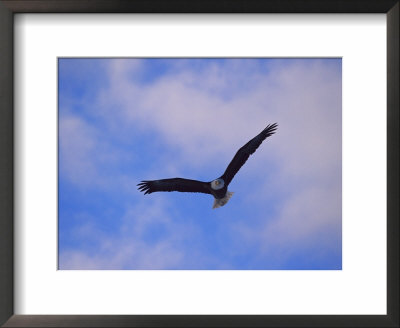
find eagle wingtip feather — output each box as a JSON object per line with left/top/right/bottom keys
{"left": 264, "top": 122, "right": 278, "bottom": 135}
{"left": 137, "top": 181, "right": 152, "bottom": 194}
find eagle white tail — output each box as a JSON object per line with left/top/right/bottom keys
{"left": 212, "top": 191, "right": 234, "bottom": 209}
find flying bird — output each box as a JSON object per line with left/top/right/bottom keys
{"left": 138, "top": 123, "right": 278, "bottom": 209}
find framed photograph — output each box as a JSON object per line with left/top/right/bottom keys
{"left": 57, "top": 57, "right": 341, "bottom": 272}
{"left": 0, "top": 1, "right": 398, "bottom": 327}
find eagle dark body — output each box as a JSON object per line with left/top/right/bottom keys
{"left": 138, "top": 123, "right": 278, "bottom": 208}
{"left": 211, "top": 184, "right": 228, "bottom": 199}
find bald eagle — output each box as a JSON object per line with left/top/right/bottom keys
{"left": 138, "top": 123, "right": 277, "bottom": 209}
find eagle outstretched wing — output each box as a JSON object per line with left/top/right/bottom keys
{"left": 138, "top": 178, "right": 211, "bottom": 195}
{"left": 220, "top": 123, "right": 278, "bottom": 186}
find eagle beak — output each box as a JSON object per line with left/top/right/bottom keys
{"left": 215, "top": 181, "right": 220, "bottom": 185}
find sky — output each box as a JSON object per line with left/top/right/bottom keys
{"left": 58, "top": 58, "right": 342, "bottom": 270}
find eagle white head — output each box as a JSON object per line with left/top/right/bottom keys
{"left": 211, "top": 178, "right": 224, "bottom": 190}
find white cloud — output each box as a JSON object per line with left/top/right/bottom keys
{"left": 59, "top": 115, "right": 99, "bottom": 187}
{"left": 59, "top": 198, "right": 187, "bottom": 269}
{"left": 59, "top": 113, "right": 139, "bottom": 194}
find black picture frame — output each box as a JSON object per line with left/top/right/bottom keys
{"left": 0, "top": 1, "right": 398, "bottom": 327}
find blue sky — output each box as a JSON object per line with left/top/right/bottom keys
{"left": 58, "top": 58, "right": 342, "bottom": 270}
